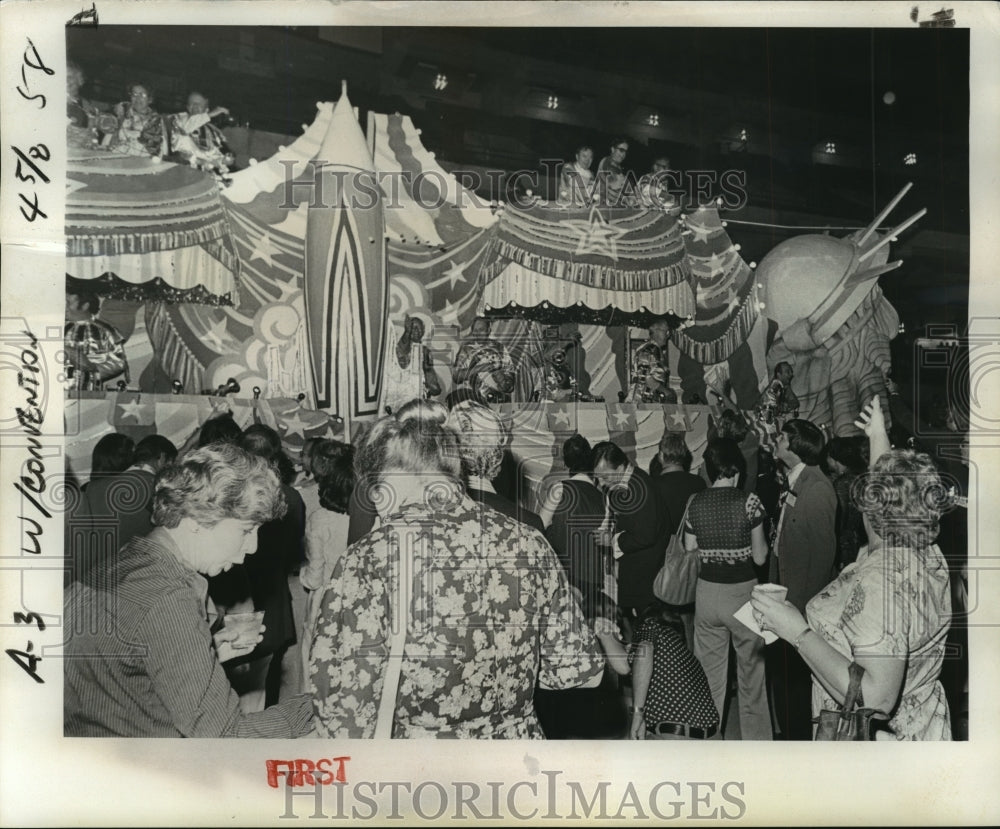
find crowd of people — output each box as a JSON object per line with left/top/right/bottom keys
{"left": 557, "top": 138, "right": 675, "bottom": 209}
{"left": 64, "top": 382, "right": 959, "bottom": 740}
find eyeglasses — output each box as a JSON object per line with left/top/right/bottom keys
{"left": 613, "top": 145, "right": 628, "bottom": 152}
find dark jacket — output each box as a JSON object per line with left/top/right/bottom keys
{"left": 610, "top": 466, "right": 669, "bottom": 610}
{"left": 769, "top": 464, "right": 837, "bottom": 612}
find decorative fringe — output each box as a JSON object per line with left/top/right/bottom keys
{"left": 671, "top": 293, "right": 759, "bottom": 365}
{"left": 145, "top": 303, "right": 208, "bottom": 393}
{"left": 481, "top": 236, "right": 690, "bottom": 292}
{"left": 66, "top": 216, "right": 229, "bottom": 258}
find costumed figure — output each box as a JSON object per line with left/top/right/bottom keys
{"left": 540, "top": 342, "right": 577, "bottom": 402}
{"left": 628, "top": 320, "right": 678, "bottom": 403}
{"left": 381, "top": 315, "right": 441, "bottom": 415}
{"left": 111, "top": 83, "right": 166, "bottom": 158}
{"left": 169, "top": 91, "right": 236, "bottom": 177}
{"left": 450, "top": 317, "right": 516, "bottom": 405}
{"left": 64, "top": 286, "right": 130, "bottom": 391}
{"left": 757, "top": 184, "right": 923, "bottom": 435}
{"left": 557, "top": 145, "right": 596, "bottom": 207}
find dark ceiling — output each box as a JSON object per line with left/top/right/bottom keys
{"left": 67, "top": 24, "right": 970, "bottom": 329}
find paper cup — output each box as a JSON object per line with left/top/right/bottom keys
{"left": 224, "top": 611, "right": 265, "bottom": 648}
{"left": 753, "top": 583, "right": 788, "bottom": 602}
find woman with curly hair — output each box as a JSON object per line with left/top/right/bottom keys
{"left": 753, "top": 396, "right": 953, "bottom": 739}
{"left": 64, "top": 443, "right": 313, "bottom": 737}
{"left": 309, "top": 412, "right": 604, "bottom": 738}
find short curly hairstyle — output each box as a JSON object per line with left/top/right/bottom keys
{"left": 852, "top": 449, "right": 949, "bottom": 549}
{"left": 447, "top": 400, "right": 510, "bottom": 480}
{"left": 357, "top": 413, "right": 462, "bottom": 487}
{"left": 152, "top": 443, "right": 286, "bottom": 529}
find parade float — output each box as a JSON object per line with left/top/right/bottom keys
{"left": 64, "top": 85, "right": 918, "bottom": 506}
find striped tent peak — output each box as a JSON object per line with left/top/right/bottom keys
{"left": 319, "top": 83, "right": 375, "bottom": 173}
{"left": 370, "top": 111, "right": 498, "bottom": 236}
{"left": 223, "top": 101, "right": 335, "bottom": 205}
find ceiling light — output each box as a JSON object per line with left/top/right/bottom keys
{"left": 904, "top": 152, "right": 917, "bottom": 166}
{"left": 739, "top": 128, "right": 749, "bottom": 142}
{"left": 824, "top": 141, "right": 837, "bottom": 154}
{"left": 547, "top": 95, "right": 559, "bottom": 110}
{"left": 647, "top": 113, "right": 660, "bottom": 127}
{"left": 433, "top": 73, "right": 448, "bottom": 91}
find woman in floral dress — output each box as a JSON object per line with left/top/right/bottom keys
{"left": 753, "top": 397, "right": 953, "bottom": 739}
{"left": 309, "top": 411, "right": 604, "bottom": 738}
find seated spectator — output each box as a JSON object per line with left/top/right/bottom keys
{"left": 65, "top": 286, "right": 130, "bottom": 391}
{"left": 447, "top": 400, "right": 543, "bottom": 530}
{"left": 111, "top": 83, "right": 166, "bottom": 157}
{"left": 629, "top": 601, "right": 720, "bottom": 740}
{"left": 596, "top": 137, "right": 632, "bottom": 206}
{"left": 63, "top": 442, "right": 313, "bottom": 737}
{"left": 168, "top": 91, "right": 235, "bottom": 173}
{"left": 557, "top": 145, "right": 596, "bottom": 206}
{"left": 310, "top": 412, "right": 604, "bottom": 738}
{"left": 636, "top": 157, "right": 677, "bottom": 209}
{"left": 66, "top": 62, "right": 103, "bottom": 149}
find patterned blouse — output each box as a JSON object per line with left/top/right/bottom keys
{"left": 684, "top": 488, "right": 766, "bottom": 584}
{"left": 309, "top": 496, "right": 605, "bottom": 739}
{"left": 806, "top": 543, "right": 952, "bottom": 740}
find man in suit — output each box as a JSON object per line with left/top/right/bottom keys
{"left": 592, "top": 441, "right": 669, "bottom": 629}
{"left": 768, "top": 418, "right": 836, "bottom": 739}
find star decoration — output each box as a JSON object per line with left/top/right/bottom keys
{"left": 281, "top": 410, "right": 311, "bottom": 439}
{"left": 117, "top": 399, "right": 146, "bottom": 422}
{"left": 612, "top": 410, "right": 632, "bottom": 428}
{"left": 551, "top": 408, "right": 571, "bottom": 428}
{"left": 65, "top": 177, "right": 88, "bottom": 197}
{"left": 564, "top": 205, "right": 627, "bottom": 261}
{"left": 705, "top": 252, "right": 727, "bottom": 276}
{"left": 685, "top": 221, "right": 712, "bottom": 244}
{"left": 202, "top": 317, "right": 232, "bottom": 351}
{"left": 437, "top": 300, "right": 461, "bottom": 325}
{"left": 669, "top": 410, "right": 688, "bottom": 428}
{"left": 444, "top": 261, "right": 468, "bottom": 290}
{"left": 248, "top": 230, "right": 275, "bottom": 267}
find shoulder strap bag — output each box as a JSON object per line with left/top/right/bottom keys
{"left": 652, "top": 494, "right": 701, "bottom": 606}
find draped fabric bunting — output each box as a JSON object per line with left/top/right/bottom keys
{"left": 667, "top": 206, "right": 769, "bottom": 408}
{"left": 303, "top": 90, "right": 388, "bottom": 427}
{"left": 480, "top": 202, "right": 696, "bottom": 325}
{"left": 65, "top": 149, "right": 239, "bottom": 304}
{"left": 144, "top": 102, "right": 336, "bottom": 405}
{"left": 143, "top": 197, "right": 310, "bottom": 399}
